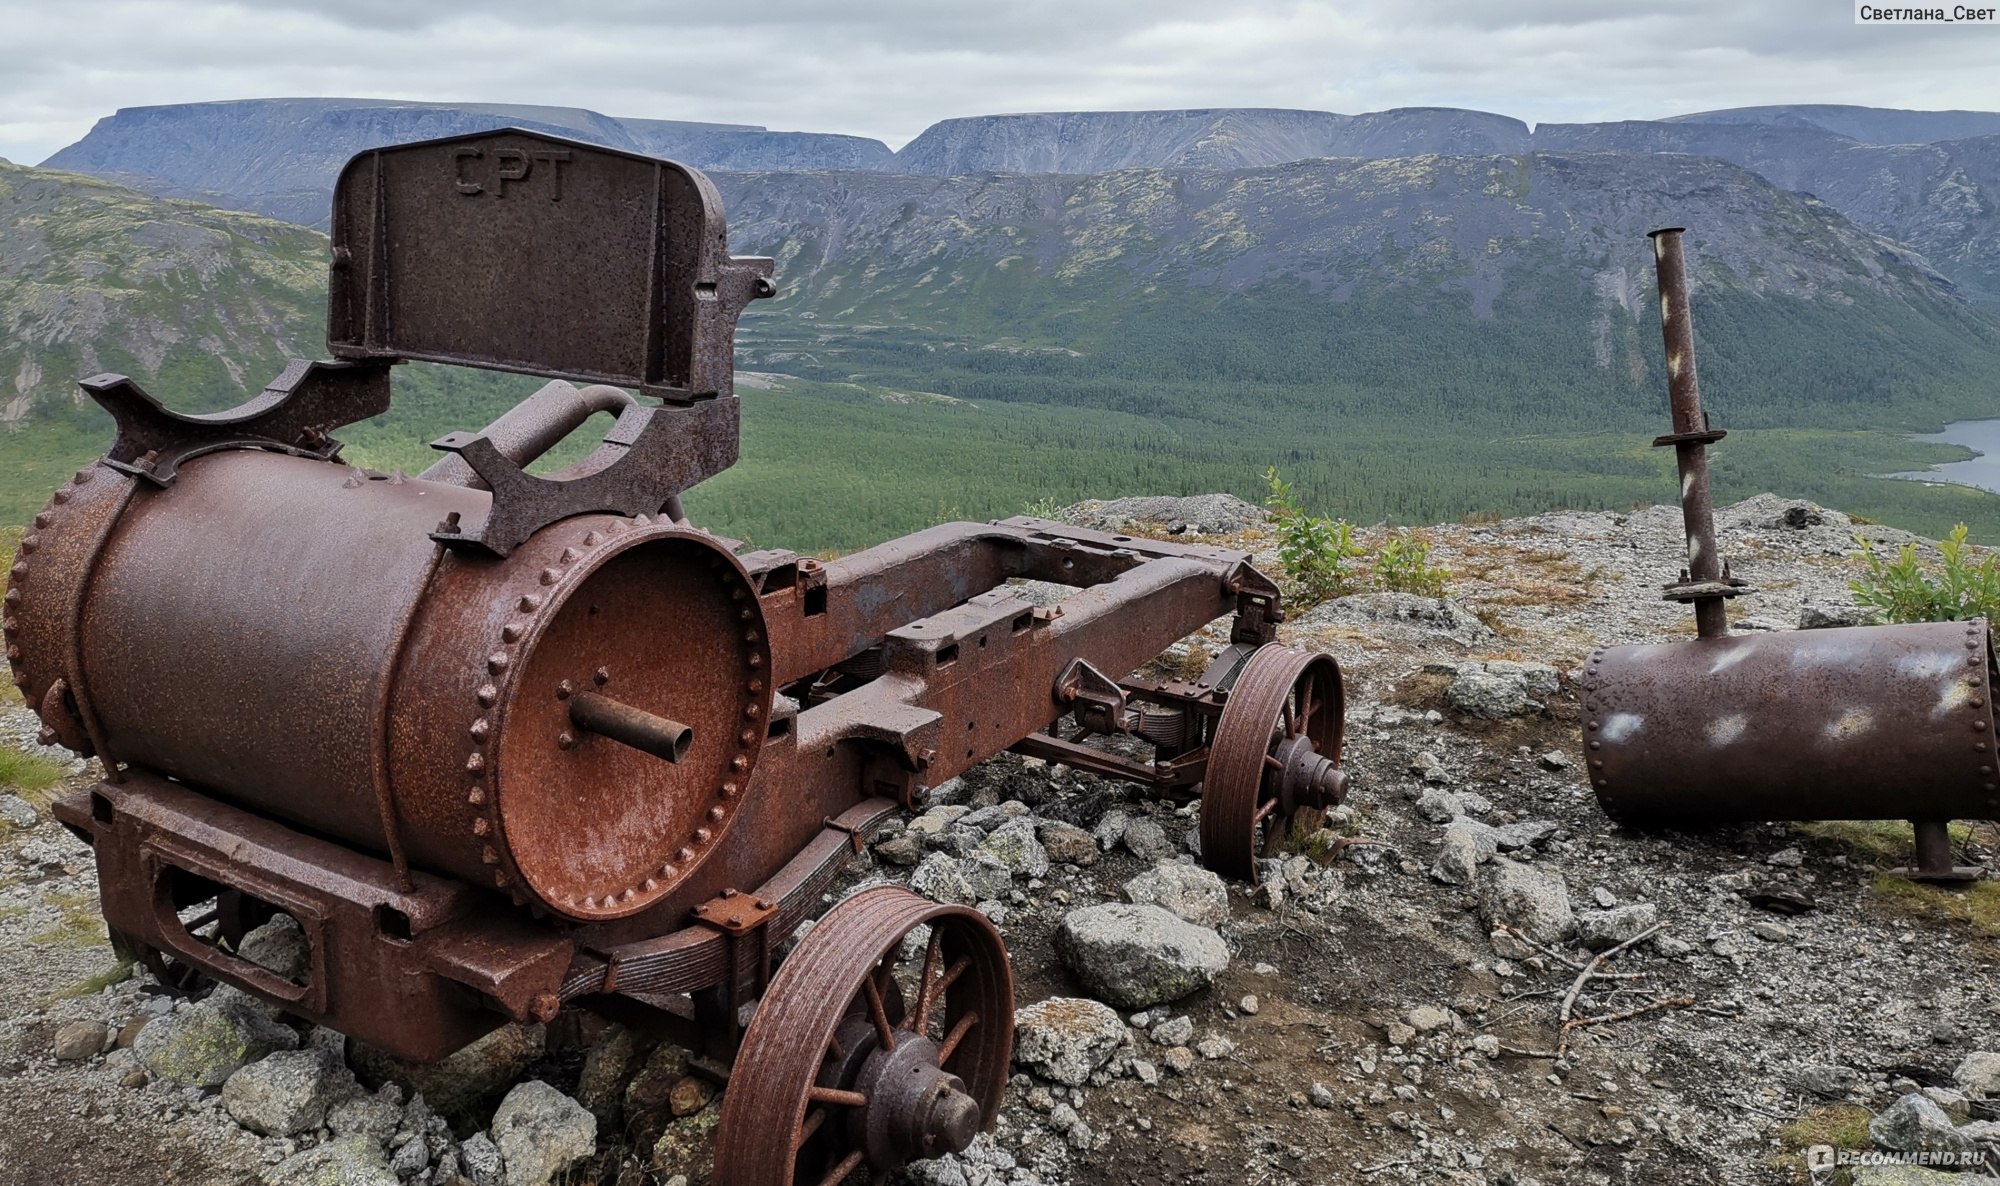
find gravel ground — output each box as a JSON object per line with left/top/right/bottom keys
{"left": 1, "top": 492, "right": 1994, "bottom": 1186}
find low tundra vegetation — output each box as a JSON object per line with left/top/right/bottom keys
{"left": 1263, "top": 467, "right": 1453, "bottom": 605}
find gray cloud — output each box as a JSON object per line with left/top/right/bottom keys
{"left": 2, "top": 0, "right": 1996, "bottom": 164}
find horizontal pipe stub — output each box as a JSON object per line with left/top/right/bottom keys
{"left": 567, "top": 691, "right": 693, "bottom": 764}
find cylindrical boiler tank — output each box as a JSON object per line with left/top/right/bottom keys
{"left": 1580, "top": 620, "right": 2000, "bottom": 827}
{"left": 5, "top": 451, "right": 771, "bottom": 921}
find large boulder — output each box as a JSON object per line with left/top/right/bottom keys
{"left": 351, "top": 1022, "right": 545, "bottom": 1122}
{"left": 490, "top": 1080, "right": 597, "bottom": 1186}
{"left": 224, "top": 1047, "right": 357, "bottom": 1136}
{"left": 1055, "top": 903, "right": 1229, "bottom": 1009}
{"left": 1012, "top": 997, "right": 1129, "bottom": 1087}
{"left": 135, "top": 999, "right": 301, "bottom": 1089}
{"left": 1867, "top": 1092, "right": 1979, "bottom": 1159}
{"left": 1447, "top": 660, "right": 1561, "bottom": 719}
{"left": 978, "top": 818, "right": 1050, "bottom": 879}
{"left": 650, "top": 1097, "right": 723, "bottom": 1184}
{"left": 1477, "top": 858, "right": 1575, "bottom": 945}
{"left": 1059, "top": 494, "right": 1265, "bottom": 537}
{"left": 1121, "top": 862, "right": 1230, "bottom": 928}
{"left": 1574, "top": 904, "right": 1659, "bottom": 952}
{"left": 1954, "top": 1051, "right": 2000, "bottom": 1097}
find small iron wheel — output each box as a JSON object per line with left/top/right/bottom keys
{"left": 1200, "top": 644, "right": 1347, "bottom": 881}
{"left": 715, "top": 886, "right": 1015, "bottom": 1186}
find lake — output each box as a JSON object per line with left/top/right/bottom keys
{"left": 1889, "top": 419, "right": 2000, "bottom": 494}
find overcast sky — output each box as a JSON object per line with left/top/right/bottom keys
{"left": 3, "top": 0, "right": 1997, "bottom": 164}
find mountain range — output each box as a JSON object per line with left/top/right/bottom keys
{"left": 6, "top": 97, "right": 2000, "bottom": 549}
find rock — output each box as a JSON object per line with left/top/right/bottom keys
{"left": 978, "top": 819, "right": 1049, "bottom": 878}
{"left": 1923, "top": 1086, "right": 1972, "bottom": 1123}
{"left": 1122, "top": 861, "right": 1230, "bottom": 927}
{"left": 351, "top": 1023, "right": 544, "bottom": 1122}
{"left": 1492, "top": 820, "right": 1559, "bottom": 851}
{"left": 1055, "top": 903, "right": 1229, "bottom": 1009}
{"left": 668, "top": 1075, "right": 716, "bottom": 1118}
{"left": 240, "top": 913, "right": 312, "bottom": 981}
{"left": 262, "top": 1134, "right": 400, "bottom": 1186}
{"left": 1415, "top": 788, "right": 1463, "bottom": 823}
{"left": 909, "top": 853, "right": 1013, "bottom": 905}
{"left": 327, "top": 1085, "right": 403, "bottom": 1144}
{"left": 1239, "top": 994, "right": 1260, "bottom": 1015}
{"left": 1447, "top": 661, "right": 1559, "bottom": 719}
{"left": 1472, "top": 1034, "right": 1501, "bottom": 1057}
{"left": 1747, "top": 885, "right": 1817, "bottom": 915}
{"left": 1538, "top": 751, "right": 1572, "bottom": 771}
{"left": 1037, "top": 820, "right": 1099, "bottom": 866}
{"left": 1289, "top": 592, "right": 1496, "bottom": 648}
{"left": 909, "top": 805, "right": 972, "bottom": 836}
{"left": 1385, "top": 1022, "right": 1417, "bottom": 1047}
{"left": 574, "top": 1024, "right": 645, "bottom": 1128}
{"left": 649, "top": 1097, "right": 722, "bottom": 1183}
{"left": 51, "top": 1019, "right": 109, "bottom": 1061}
{"left": 1013, "top": 998, "right": 1129, "bottom": 1087}
{"left": 1060, "top": 494, "right": 1265, "bottom": 536}
{"left": 1800, "top": 600, "right": 1874, "bottom": 630}
{"left": 1867, "top": 1092, "right": 1979, "bottom": 1158}
{"left": 1431, "top": 819, "right": 1497, "bottom": 885}
{"left": 1150, "top": 1015, "right": 1194, "bottom": 1047}
{"left": 387, "top": 1135, "right": 429, "bottom": 1178}
{"left": 135, "top": 999, "right": 301, "bottom": 1088}
{"left": 1575, "top": 904, "right": 1659, "bottom": 952}
{"left": 1163, "top": 1046, "right": 1196, "bottom": 1076}
{"left": 873, "top": 830, "right": 926, "bottom": 866}
{"left": 490, "top": 1080, "right": 596, "bottom": 1186}
{"left": 624, "top": 1041, "right": 694, "bottom": 1147}
{"left": 460, "top": 1133, "right": 504, "bottom": 1186}
{"left": 1092, "top": 811, "right": 1130, "bottom": 852}
{"left": 1652, "top": 934, "right": 1695, "bottom": 958}
{"left": 0, "top": 794, "right": 38, "bottom": 829}
{"left": 224, "top": 1047, "right": 356, "bottom": 1136}
{"left": 1308, "top": 1082, "right": 1335, "bottom": 1108}
{"left": 1405, "top": 1005, "right": 1453, "bottom": 1034}
{"left": 1120, "top": 819, "right": 1171, "bottom": 860}
{"left": 1194, "top": 1035, "right": 1235, "bottom": 1060}
{"left": 1490, "top": 929, "right": 1535, "bottom": 960}
{"left": 1477, "top": 858, "right": 1575, "bottom": 945}
{"left": 1795, "top": 1063, "right": 1861, "bottom": 1098}
{"left": 1766, "top": 847, "right": 1805, "bottom": 868}
{"left": 1954, "top": 1051, "right": 2000, "bottom": 1097}
{"left": 1750, "top": 920, "right": 1794, "bottom": 943}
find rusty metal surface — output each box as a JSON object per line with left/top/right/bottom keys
{"left": 327, "top": 129, "right": 773, "bottom": 400}
{"left": 418, "top": 380, "right": 634, "bottom": 488}
{"left": 1647, "top": 228, "right": 1749, "bottom": 637}
{"left": 1200, "top": 645, "right": 1347, "bottom": 880}
{"left": 714, "top": 885, "right": 1012, "bottom": 1186}
{"left": 1582, "top": 620, "right": 2000, "bottom": 826}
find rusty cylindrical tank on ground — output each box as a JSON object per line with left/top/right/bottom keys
{"left": 1580, "top": 229, "right": 1994, "bottom": 880}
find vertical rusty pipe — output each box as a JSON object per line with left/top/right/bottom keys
{"left": 1648, "top": 228, "right": 1728, "bottom": 639}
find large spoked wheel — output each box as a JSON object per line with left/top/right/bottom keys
{"left": 1200, "top": 644, "right": 1347, "bottom": 881}
{"left": 715, "top": 886, "right": 1015, "bottom": 1186}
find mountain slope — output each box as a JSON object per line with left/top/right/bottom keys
{"left": 0, "top": 160, "right": 326, "bottom": 429}
{"left": 1668, "top": 104, "right": 2000, "bottom": 145}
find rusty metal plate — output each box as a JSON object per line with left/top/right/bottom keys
{"left": 327, "top": 129, "right": 773, "bottom": 400}
{"left": 1582, "top": 620, "right": 2000, "bottom": 826}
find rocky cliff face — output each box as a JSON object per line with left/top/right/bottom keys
{"left": 0, "top": 160, "right": 325, "bottom": 429}
{"left": 41, "top": 99, "right": 896, "bottom": 228}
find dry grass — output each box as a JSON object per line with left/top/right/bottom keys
{"left": 31, "top": 887, "right": 108, "bottom": 949}
{"left": 1797, "top": 820, "right": 1978, "bottom": 867}
{"left": 1869, "top": 875, "right": 2000, "bottom": 940}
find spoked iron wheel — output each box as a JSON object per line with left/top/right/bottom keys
{"left": 715, "top": 886, "right": 1015, "bottom": 1186}
{"left": 1200, "top": 644, "right": 1347, "bottom": 881}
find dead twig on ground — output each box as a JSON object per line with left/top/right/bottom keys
{"left": 1559, "top": 995, "right": 1696, "bottom": 1055}
{"left": 1557, "top": 923, "right": 1667, "bottom": 1031}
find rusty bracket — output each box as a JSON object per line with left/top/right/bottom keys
{"left": 691, "top": 888, "right": 781, "bottom": 1050}
{"left": 1225, "top": 561, "right": 1285, "bottom": 646}
{"left": 691, "top": 888, "right": 781, "bottom": 936}
{"left": 427, "top": 398, "right": 739, "bottom": 557}
{"left": 1055, "top": 658, "right": 1129, "bottom": 734}
{"left": 37, "top": 679, "right": 92, "bottom": 755}
{"left": 84, "top": 361, "right": 393, "bottom": 486}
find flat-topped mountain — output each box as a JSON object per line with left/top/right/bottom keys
{"left": 41, "top": 98, "right": 895, "bottom": 227}
{"left": 1667, "top": 103, "right": 2000, "bottom": 144}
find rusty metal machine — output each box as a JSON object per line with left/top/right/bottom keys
{"left": 1580, "top": 228, "right": 1994, "bottom": 883}
{"left": 4, "top": 130, "right": 1348, "bottom": 1185}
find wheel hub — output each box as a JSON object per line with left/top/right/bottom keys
{"left": 851, "top": 1034, "right": 983, "bottom": 1167}
{"left": 1268, "top": 733, "right": 1347, "bottom": 815}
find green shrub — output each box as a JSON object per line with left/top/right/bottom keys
{"left": 1263, "top": 467, "right": 1363, "bottom": 606}
{"left": 1374, "top": 530, "right": 1451, "bottom": 597}
{"left": 1850, "top": 523, "right": 2000, "bottom": 625}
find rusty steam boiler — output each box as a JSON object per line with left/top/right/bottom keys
{"left": 4, "top": 130, "right": 1350, "bottom": 1185}
{"left": 1580, "top": 228, "right": 1993, "bottom": 883}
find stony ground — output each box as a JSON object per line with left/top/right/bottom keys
{"left": 2, "top": 492, "right": 1998, "bottom": 1186}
